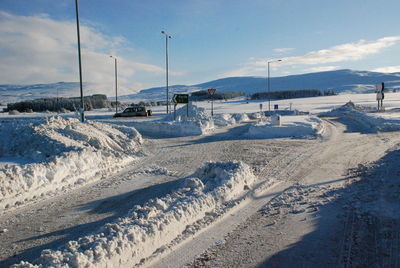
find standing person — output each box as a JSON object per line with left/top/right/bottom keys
{"left": 381, "top": 82, "right": 385, "bottom": 110}
{"left": 376, "top": 82, "right": 384, "bottom": 111}
{"left": 377, "top": 91, "right": 382, "bottom": 110}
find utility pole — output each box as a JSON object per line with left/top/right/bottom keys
{"left": 110, "top": 56, "right": 118, "bottom": 114}
{"left": 161, "top": 31, "right": 172, "bottom": 114}
{"left": 75, "top": 0, "right": 84, "bottom": 122}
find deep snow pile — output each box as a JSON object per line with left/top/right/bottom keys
{"left": 164, "top": 104, "right": 250, "bottom": 128}
{"left": 164, "top": 103, "right": 211, "bottom": 122}
{"left": 123, "top": 104, "right": 214, "bottom": 137}
{"left": 245, "top": 115, "right": 324, "bottom": 139}
{"left": 319, "top": 101, "right": 368, "bottom": 116}
{"left": 12, "top": 161, "right": 257, "bottom": 268}
{"left": 320, "top": 101, "right": 400, "bottom": 132}
{"left": 131, "top": 119, "right": 215, "bottom": 137}
{"left": 213, "top": 113, "right": 250, "bottom": 127}
{"left": 122, "top": 104, "right": 250, "bottom": 137}
{"left": 0, "top": 117, "right": 142, "bottom": 212}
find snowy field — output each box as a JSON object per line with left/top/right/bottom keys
{"left": 2, "top": 92, "right": 400, "bottom": 267}
{"left": 3, "top": 91, "right": 400, "bottom": 119}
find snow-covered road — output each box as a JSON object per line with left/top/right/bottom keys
{"left": 187, "top": 117, "right": 400, "bottom": 268}
{"left": 2, "top": 109, "right": 400, "bottom": 267}
{"left": 0, "top": 121, "right": 317, "bottom": 267}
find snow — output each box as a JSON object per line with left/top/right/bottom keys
{"left": 3, "top": 92, "right": 400, "bottom": 267}
{"left": 122, "top": 103, "right": 320, "bottom": 139}
{"left": 0, "top": 116, "right": 142, "bottom": 212}
{"left": 213, "top": 113, "right": 250, "bottom": 127}
{"left": 3, "top": 69, "right": 400, "bottom": 105}
{"left": 0, "top": 156, "right": 33, "bottom": 168}
{"left": 190, "top": 92, "right": 400, "bottom": 114}
{"left": 108, "top": 104, "right": 251, "bottom": 137}
{"left": 121, "top": 119, "right": 215, "bottom": 137}
{"left": 163, "top": 103, "right": 211, "bottom": 122}
{"left": 245, "top": 115, "right": 325, "bottom": 139}
{"left": 2, "top": 97, "right": 400, "bottom": 213}
{"left": 320, "top": 101, "right": 400, "bottom": 132}
{"left": 11, "top": 161, "right": 257, "bottom": 268}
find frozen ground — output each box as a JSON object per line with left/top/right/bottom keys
{"left": 1, "top": 93, "right": 400, "bottom": 267}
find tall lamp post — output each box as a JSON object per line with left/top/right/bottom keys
{"left": 161, "top": 31, "right": 171, "bottom": 114}
{"left": 110, "top": 56, "right": 118, "bottom": 114}
{"left": 267, "top": 59, "right": 282, "bottom": 112}
{"left": 75, "top": 0, "right": 84, "bottom": 122}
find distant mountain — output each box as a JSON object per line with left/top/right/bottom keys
{"left": 2, "top": 69, "right": 400, "bottom": 104}
{"left": 121, "top": 69, "right": 400, "bottom": 102}
{"left": 0, "top": 82, "right": 84, "bottom": 104}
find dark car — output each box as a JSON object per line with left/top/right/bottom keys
{"left": 114, "top": 106, "right": 152, "bottom": 117}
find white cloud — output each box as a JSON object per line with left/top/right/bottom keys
{"left": 220, "top": 36, "right": 400, "bottom": 77}
{"left": 255, "top": 36, "right": 400, "bottom": 67}
{"left": 0, "top": 11, "right": 166, "bottom": 95}
{"left": 372, "top": 65, "right": 400, "bottom": 73}
{"left": 273, "top": 47, "right": 294, "bottom": 55}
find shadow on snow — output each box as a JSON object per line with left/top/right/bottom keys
{"left": 257, "top": 148, "right": 400, "bottom": 267}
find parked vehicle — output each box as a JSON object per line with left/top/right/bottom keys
{"left": 114, "top": 105, "right": 152, "bottom": 117}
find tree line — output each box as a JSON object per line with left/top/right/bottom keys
{"left": 5, "top": 94, "right": 111, "bottom": 112}
{"left": 190, "top": 90, "right": 244, "bottom": 101}
{"left": 251, "top": 89, "right": 336, "bottom": 100}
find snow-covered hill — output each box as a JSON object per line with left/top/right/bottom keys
{"left": 125, "top": 69, "right": 400, "bottom": 101}
{"left": 0, "top": 82, "right": 86, "bottom": 105}
{"left": 2, "top": 69, "right": 400, "bottom": 104}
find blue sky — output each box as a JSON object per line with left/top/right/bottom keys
{"left": 1, "top": 0, "right": 400, "bottom": 95}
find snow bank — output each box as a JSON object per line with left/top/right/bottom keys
{"left": 12, "top": 161, "right": 257, "bottom": 268}
{"left": 164, "top": 103, "right": 211, "bottom": 122}
{"left": 320, "top": 101, "right": 400, "bottom": 132}
{"left": 213, "top": 113, "right": 250, "bottom": 127}
{"left": 132, "top": 119, "right": 214, "bottom": 137}
{"left": 245, "top": 115, "right": 324, "bottom": 139}
{"left": 0, "top": 117, "right": 142, "bottom": 211}
{"left": 118, "top": 105, "right": 250, "bottom": 137}
{"left": 107, "top": 104, "right": 214, "bottom": 137}
{"left": 319, "top": 101, "right": 367, "bottom": 116}
{"left": 164, "top": 104, "right": 250, "bottom": 129}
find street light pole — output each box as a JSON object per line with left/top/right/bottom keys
{"left": 161, "top": 31, "right": 171, "bottom": 114}
{"left": 74, "top": 0, "right": 84, "bottom": 122}
{"left": 110, "top": 56, "right": 118, "bottom": 114}
{"left": 267, "top": 59, "right": 282, "bottom": 112}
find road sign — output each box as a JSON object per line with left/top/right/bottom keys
{"left": 172, "top": 94, "right": 189, "bottom": 104}
{"left": 208, "top": 88, "right": 216, "bottom": 95}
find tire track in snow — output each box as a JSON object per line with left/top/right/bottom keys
{"left": 187, "top": 119, "right": 400, "bottom": 268}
